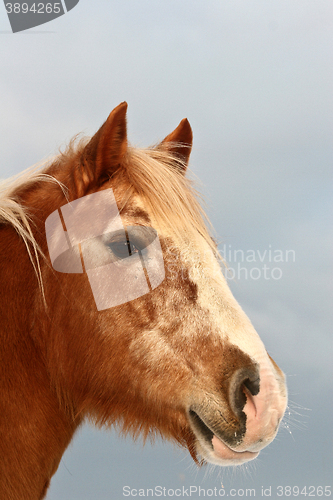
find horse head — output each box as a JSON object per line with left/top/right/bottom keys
{"left": 0, "top": 103, "right": 287, "bottom": 498}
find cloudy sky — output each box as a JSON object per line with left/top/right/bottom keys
{"left": 1, "top": 1, "right": 332, "bottom": 499}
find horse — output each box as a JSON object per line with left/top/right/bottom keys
{"left": 0, "top": 102, "right": 287, "bottom": 500}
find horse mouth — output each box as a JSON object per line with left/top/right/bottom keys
{"left": 188, "top": 409, "right": 258, "bottom": 465}
{"left": 189, "top": 409, "right": 214, "bottom": 442}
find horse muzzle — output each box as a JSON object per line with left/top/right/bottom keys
{"left": 188, "top": 361, "right": 287, "bottom": 465}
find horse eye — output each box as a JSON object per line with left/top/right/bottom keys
{"left": 108, "top": 239, "right": 139, "bottom": 259}
{"left": 104, "top": 226, "right": 157, "bottom": 261}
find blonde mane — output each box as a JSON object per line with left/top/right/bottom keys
{"left": 0, "top": 161, "right": 67, "bottom": 298}
{"left": 123, "top": 146, "right": 217, "bottom": 252}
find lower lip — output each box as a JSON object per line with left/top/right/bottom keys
{"left": 212, "top": 435, "right": 259, "bottom": 461}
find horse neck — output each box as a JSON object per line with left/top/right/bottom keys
{"left": 0, "top": 225, "right": 80, "bottom": 500}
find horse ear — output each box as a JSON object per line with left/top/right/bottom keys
{"left": 75, "top": 102, "right": 128, "bottom": 197}
{"left": 159, "top": 118, "right": 193, "bottom": 172}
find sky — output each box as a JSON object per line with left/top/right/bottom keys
{"left": 0, "top": 1, "right": 332, "bottom": 499}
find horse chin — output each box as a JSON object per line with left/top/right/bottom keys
{"left": 188, "top": 409, "right": 259, "bottom": 466}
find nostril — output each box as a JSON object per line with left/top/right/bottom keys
{"left": 242, "top": 383, "right": 257, "bottom": 419}
{"left": 243, "top": 376, "right": 260, "bottom": 396}
{"left": 229, "top": 366, "right": 260, "bottom": 419}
